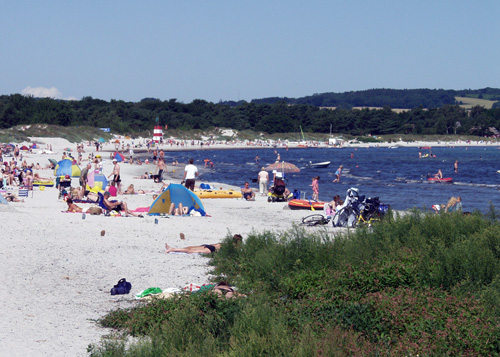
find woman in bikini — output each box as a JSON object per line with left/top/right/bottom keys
{"left": 65, "top": 198, "right": 88, "bottom": 213}
{"left": 165, "top": 234, "right": 242, "bottom": 254}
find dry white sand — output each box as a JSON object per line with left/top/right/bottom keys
{"left": 1, "top": 138, "right": 345, "bottom": 356}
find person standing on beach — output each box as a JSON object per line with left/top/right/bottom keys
{"left": 310, "top": 176, "right": 320, "bottom": 200}
{"left": 108, "top": 159, "right": 122, "bottom": 194}
{"left": 155, "top": 158, "right": 166, "bottom": 183}
{"left": 257, "top": 167, "right": 269, "bottom": 196}
{"left": 80, "top": 163, "right": 91, "bottom": 189}
{"left": 182, "top": 158, "right": 198, "bottom": 191}
{"left": 332, "top": 165, "right": 343, "bottom": 183}
{"left": 454, "top": 160, "right": 459, "bottom": 173}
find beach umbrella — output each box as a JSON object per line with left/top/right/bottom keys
{"left": 265, "top": 161, "right": 300, "bottom": 173}
{"left": 48, "top": 158, "right": 58, "bottom": 167}
{"left": 113, "top": 151, "right": 125, "bottom": 162}
{"left": 86, "top": 171, "right": 108, "bottom": 192}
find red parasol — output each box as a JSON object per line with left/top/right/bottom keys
{"left": 264, "top": 161, "right": 300, "bottom": 173}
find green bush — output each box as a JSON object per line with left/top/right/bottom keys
{"left": 91, "top": 211, "right": 500, "bottom": 356}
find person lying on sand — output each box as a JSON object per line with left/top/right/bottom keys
{"left": 2, "top": 192, "right": 24, "bottom": 202}
{"left": 65, "top": 198, "right": 88, "bottom": 213}
{"left": 123, "top": 184, "right": 135, "bottom": 194}
{"left": 211, "top": 282, "right": 246, "bottom": 299}
{"left": 165, "top": 234, "right": 243, "bottom": 254}
{"left": 103, "top": 191, "right": 143, "bottom": 217}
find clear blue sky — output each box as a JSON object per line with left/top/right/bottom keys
{"left": 2, "top": 1, "right": 499, "bottom": 103}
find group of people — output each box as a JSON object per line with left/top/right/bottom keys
{"left": 432, "top": 196, "right": 463, "bottom": 214}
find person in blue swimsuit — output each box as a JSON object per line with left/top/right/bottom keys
{"left": 332, "top": 165, "right": 343, "bottom": 183}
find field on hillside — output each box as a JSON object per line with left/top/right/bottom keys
{"left": 456, "top": 96, "right": 497, "bottom": 109}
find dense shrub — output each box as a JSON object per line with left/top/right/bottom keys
{"left": 90, "top": 211, "right": 500, "bottom": 356}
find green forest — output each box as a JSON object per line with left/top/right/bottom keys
{"left": 247, "top": 87, "right": 500, "bottom": 108}
{"left": 1, "top": 90, "right": 500, "bottom": 137}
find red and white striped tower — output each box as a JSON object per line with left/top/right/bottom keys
{"left": 153, "top": 126, "right": 163, "bottom": 143}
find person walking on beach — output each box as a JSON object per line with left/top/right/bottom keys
{"left": 332, "top": 165, "right": 343, "bottom": 183}
{"left": 182, "top": 158, "right": 198, "bottom": 191}
{"left": 155, "top": 158, "right": 166, "bottom": 183}
{"left": 108, "top": 159, "right": 122, "bottom": 194}
{"left": 310, "top": 176, "right": 320, "bottom": 200}
{"left": 257, "top": 167, "right": 269, "bottom": 196}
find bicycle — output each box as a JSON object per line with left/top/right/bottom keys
{"left": 301, "top": 214, "right": 331, "bottom": 227}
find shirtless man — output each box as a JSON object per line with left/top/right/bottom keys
{"left": 241, "top": 182, "right": 256, "bottom": 201}
{"left": 434, "top": 169, "right": 443, "bottom": 179}
{"left": 108, "top": 159, "right": 122, "bottom": 193}
{"left": 155, "top": 158, "right": 166, "bottom": 183}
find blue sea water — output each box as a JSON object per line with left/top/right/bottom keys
{"left": 153, "top": 146, "right": 500, "bottom": 213}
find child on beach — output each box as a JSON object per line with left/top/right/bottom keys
{"left": 310, "top": 176, "right": 319, "bottom": 200}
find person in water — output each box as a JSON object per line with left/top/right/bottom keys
{"left": 434, "top": 169, "right": 443, "bottom": 179}
{"left": 332, "top": 165, "right": 343, "bottom": 183}
{"left": 165, "top": 234, "right": 243, "bottom": 254}
{"left": 454, "top": 160, "right": 459, "bottom": 173}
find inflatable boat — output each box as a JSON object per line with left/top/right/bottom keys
{"left": 427, "top": 177, "right": 453, "bottom": 183}
{"left": 288, "top": 199, "right": 326, "bottom": 210}
{"left": 33, "top": 180, "right": 55, "bottom": 187}
{"left": 194, "top": 189, "right": 243, "bottom": 199}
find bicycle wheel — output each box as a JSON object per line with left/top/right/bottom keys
{"left": 301, "top": 214, "right": 328, "bottom": 226}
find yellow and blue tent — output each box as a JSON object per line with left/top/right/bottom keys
{"left": 148, "top": 184, "right": 206, "bottom": 216}
{"left": 86, "top": 171, "right": 108, "bottom": 193}
{"left": 54, "top": 159, "right": 81, "bottom": 177}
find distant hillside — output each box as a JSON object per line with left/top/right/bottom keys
{"left": 241, "top": 88, "right": 500, "bottom": 109}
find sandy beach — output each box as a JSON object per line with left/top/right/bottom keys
{"left": 1, "top": 137, "right": 344, "bottom": 356}
{"left": 2, "top": 135, "right": 498, "bottom": 356}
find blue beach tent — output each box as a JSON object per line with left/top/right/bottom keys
{"left": 148, "top": 184, "right": 206, "bottom": 216}
{"left": 55, "top": 159, "right": 81, "bottom": 177}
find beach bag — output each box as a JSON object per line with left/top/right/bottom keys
{"left": 110, "top": 278, "right": 132, "bottom": 295}
{"left": 88, "top": 206, "right": 102, "bottom": 215}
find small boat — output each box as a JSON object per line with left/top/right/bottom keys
{"left": 306, "top": 161, "right": 331, "bottom": 169}
{"left": 419, "top": 146, "right": 431, "bottom": 149}
{"left": 427, "top": 177, "right": 453, "bottom": 183}
{"left": 288, "top": 199, "right": 326, "bottom": 210}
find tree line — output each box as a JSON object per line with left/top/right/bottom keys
{"left": 246, "top": 87, "right": 500, "bottom": 109}
{"left": 1, "top": 94, "right": 500, "bottom": 137}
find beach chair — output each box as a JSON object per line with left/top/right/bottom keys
{"left": 18, "top": 187, "right": 33, "bottom": 199}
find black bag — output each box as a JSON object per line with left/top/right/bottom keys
{"left": 110, "top": 278, "right": 132, "bottom": 295}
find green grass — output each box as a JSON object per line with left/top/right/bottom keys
{"left": 455, "top": 96, "right": 497, "bottom": 109}
{"left": 88, "top": 209, "right": 500, "bottom": 356}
